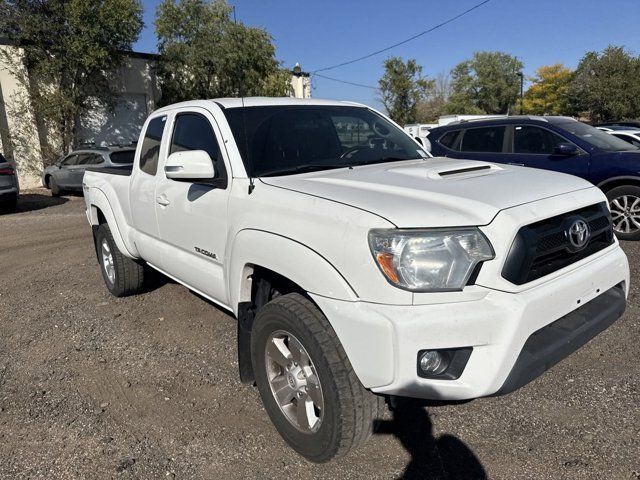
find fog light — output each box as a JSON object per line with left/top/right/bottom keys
{"left": 419, "top": 350, "right": 447, "bottom": 375}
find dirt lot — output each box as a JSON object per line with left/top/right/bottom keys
{"left": 0, "top": 189, "right": 639, "bottom": 479}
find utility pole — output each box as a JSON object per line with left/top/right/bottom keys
{"left": 517, "top": 72, "right": 524, "bottom": 115}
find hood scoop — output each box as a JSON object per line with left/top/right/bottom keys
{"left": 389, "top": 161, "right": 504, "bottom": 181}
{"left": 438, "top": 164, "right": 492, "bottom": 177}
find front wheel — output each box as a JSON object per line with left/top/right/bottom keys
{"left": 251, "top": 293, "right": 384, "bottom": 463}
{"left": 606, "top": 185, "right": 640, "bottom": 241}
{"left": 50, "top": 176, "right": 61, "bottom": 197}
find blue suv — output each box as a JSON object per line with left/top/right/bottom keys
{"left": 429, "top": 116, "right": 640, "bottom": 240}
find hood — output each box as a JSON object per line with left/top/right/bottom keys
{"left": 260, "top": 158, "right": 593, "bottom": 227}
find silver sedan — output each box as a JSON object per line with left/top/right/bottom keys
{"left": 42, "top": 147, "right": 135, "bottom": 196}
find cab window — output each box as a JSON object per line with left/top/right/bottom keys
{"left": 139, "top": 116, "right": 167, "bottom": 175}
{"left": 170, "top": 113, "right": 227, "bottom": 181}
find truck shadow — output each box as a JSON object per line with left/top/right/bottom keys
{"left": 3, "top": 193, "right": 68, "bottom": 214}
{"left": 376, "top": 398, "right": 487, "bottom": 480}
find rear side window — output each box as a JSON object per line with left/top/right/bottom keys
{"left": 513, "top": 126, "right": 567, "bottom": 154}
{"left": 77, "top": 153, "right": 103, "bottom": 165}
{"left": 439, "top": 130, "right": 461, "bottom": 150}
{"left": 170, "top": 113, "right": 226, "bottom": 180}
{"left": 139, "top": 116, "right": 167, "bottom": 175}
{"left": 110, "top": 150, "right": 135, "bottom": 164}
{"left": 460, "top": 126, "right": 505, "bottom": 153}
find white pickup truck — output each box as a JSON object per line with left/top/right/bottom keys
{"left": 83, "top": 98, "right": 629, "bottom": 462}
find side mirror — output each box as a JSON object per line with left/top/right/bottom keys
{"left": 164, "top": 150, "right": 215, "bottom": 181}
{"left": 554, "top": 143, "right": 579, "bottom": 156}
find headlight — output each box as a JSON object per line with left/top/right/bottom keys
{"left": 368, "top": 228, "right": 494, "bottom": 292}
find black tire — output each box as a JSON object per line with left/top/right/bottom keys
{"left": 50, "top": 176, "right": 61, "bottom": 197}
{"left": 606, "top": 185, "right": 640, "bottom": 241}
{"left": 0, "top": 197, "right": 17, "bottom": 213}
{"left": 95, "top": 223, "right": 145, "bottom": 297}
{"left": 251, "top": 293, "right": 384, "bottom": 463}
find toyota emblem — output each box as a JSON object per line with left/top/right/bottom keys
{"left": 567, "top": 219, "right": 590, "bottom": 251}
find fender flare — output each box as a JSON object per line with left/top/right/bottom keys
{"left": 88, "top": 189, "right": 138, "bottom": 259}
{"left": 228, "top": 229, "right": 358, "bottom": 314}
{"left": 597, "top": 175, "right": 640, "bottom": 191}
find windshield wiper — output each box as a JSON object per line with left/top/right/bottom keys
{"left": 258, "top": 164, "right": 350, "bottom": 177}
{"left": 349, "top": 156, "right": 415, "bottom": 167}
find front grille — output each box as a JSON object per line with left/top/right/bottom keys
{"left": 502, "top": 202, "right": 614, "bottom": 285}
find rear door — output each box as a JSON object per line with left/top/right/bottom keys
{"left": 68, "top": 153, "right": 104, "bottom": 188}
{"left": 154, "top": 108, "right": 231, "bottom": 304}
{"left": 130, "top": 114, "right": 168, "bottom": 268}
{"left": 509, "top": 125, "right": 589, "bottom": 178}
{"left": 446, "top": 125, "right": 512, "bottom": 164}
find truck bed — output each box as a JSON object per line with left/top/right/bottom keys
{"left": 85, "top": 165, "right": 133, "bottom": 176}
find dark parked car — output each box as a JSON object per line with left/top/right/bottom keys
{"left": 429, "top": 116, "right": 640, "bottom": 240}
{"left": 42, "top": 146, "right": 135, "bottom": 196}
{"left": 0, "top": 152, "right": 19, "bottom": 212}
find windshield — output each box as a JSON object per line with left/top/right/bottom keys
{"left": 558, "top": 121, "right": 639, "bottom": 151}
{"left": 223, "top": 105, "right": 428, "bottom": 176}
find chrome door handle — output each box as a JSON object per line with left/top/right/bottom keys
{"left": 156, "top": 195, "right": 170, "bottom": 206}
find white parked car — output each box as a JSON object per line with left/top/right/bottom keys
{"left": 82, "top": 98, "right": 629, "bottom": 462}
{"left": 606, "top": 129, "right": 640, "bottom": 148}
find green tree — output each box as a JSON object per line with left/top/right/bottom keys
{"left": 378, "top": 57, "right": 433, "bottom": 125}
{"left": 0, "top": 0, "right": 143, "bottom": 170}
{"left": 155, "top": 0, "right": 291, "bottom": 105}
{"left": 416, "top": 72, "right": 451, "bottom": 123}
{"left": 522, "top": 64, "right": 573, "bottom": 115}
{"left": 446, "top": 51, "right": 523, "bottom": 114}
{"left": 568, "top": 46, "right": 640, "bottom": 121}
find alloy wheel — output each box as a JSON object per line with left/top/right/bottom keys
{"left": 610, "top": 195, "right": 640, "bottom": 234}
{"left": 264, "top": 330, "right": 324, "bottom": 433}
{"left": 101, "top": 238, "right": 116, "bottom": 285}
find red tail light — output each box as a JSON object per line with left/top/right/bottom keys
{"left": 0, "top": 166, "right": 14, "bottom": 175}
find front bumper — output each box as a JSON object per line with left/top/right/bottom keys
{"left": 311, "top": 244, "right": 629, "bottom": 400}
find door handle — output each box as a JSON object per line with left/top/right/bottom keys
{"left": 156, "top": 195, "right": 170, "bottom": 206}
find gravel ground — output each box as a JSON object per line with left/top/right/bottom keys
{"left": 0, "top": 189, "right": 638, "bottom": 480}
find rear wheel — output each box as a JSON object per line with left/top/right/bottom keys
{"left": 95, "top": 224, "right": 145, "bottom": 297}
{"left": 606, "top": 185, "right": 640, "bottom": 241}
{"left": 0, "top": 196, "right": 17, "bottom": 213}
{"left": 251, "top": 293, "right": 384, "bottom": 463}
{"left": 50, "top": 176, "right": 61, "bottom": 197}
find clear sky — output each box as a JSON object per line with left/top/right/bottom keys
{"left": 135, "top": 0, "right": 640, "bottom": 109}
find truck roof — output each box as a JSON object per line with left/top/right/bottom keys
{"left": 153, "top": 97, "right": 367, "bottom": 113}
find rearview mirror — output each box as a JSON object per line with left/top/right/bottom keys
{"left": 165, "top": 150, "right": 215, "bottom": 181}
{"left": 554, "top": 143, "right": 578, "bottom": 156}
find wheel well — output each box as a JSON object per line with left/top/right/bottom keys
{"left": 598, "top": 177, "right": 640, "bottom": 194}
{"left": 96, "top": 208, "right": 107, "bottom": 225}
{"left": 44, "top": 174, "right": 51, "bottom": 187}
{"left": 236, "top": 265, "right": 309, "bottom": 385}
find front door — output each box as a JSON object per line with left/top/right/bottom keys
{"left": 155, "top": 109, "right": 231, "bottom": 305}
{"left": 55, "top": 153, "right": 80, "bottom": 187}
{"left": 509, "top": 125, "right": 590, "bottom": 179}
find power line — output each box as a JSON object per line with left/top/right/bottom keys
{"left": 313, "top": 73, "right": 379, "bottom": 90}
{"left": 312, "top": 0, "right": 491, "bottom": 74}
